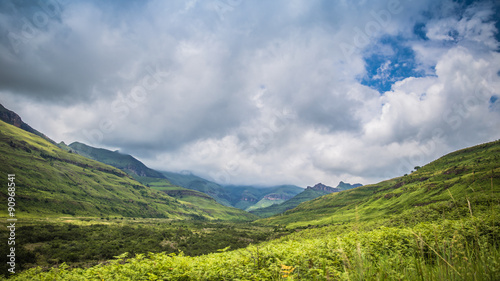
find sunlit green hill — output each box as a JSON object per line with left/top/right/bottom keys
{"left": 258, "top": 140, "right": 500, "bottom": 228}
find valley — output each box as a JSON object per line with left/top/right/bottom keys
{"left": 0, "top": 105, "right": 499, "bottom": 280}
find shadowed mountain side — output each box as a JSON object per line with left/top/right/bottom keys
{"left": 68, "top": 142, "right": 166, "bottom": 179}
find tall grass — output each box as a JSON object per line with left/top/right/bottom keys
{"left": 342, "top": 196, "right": 500, "bottom": 281}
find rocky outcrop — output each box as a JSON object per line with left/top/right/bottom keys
{"left": 337, "top": 181, "right": 363, "bottom": 190}
{"left": 306, "top": 183, "right": 340, "bottom": 193}
{"left": 0, "top": 103, "right": 55, "bottom": 144}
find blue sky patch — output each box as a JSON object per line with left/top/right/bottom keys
{"left": 360, "top": 36, "right": 427, "bottom": 93}
{"left": 490, "top": 95, "right": 499, "bottom": 111}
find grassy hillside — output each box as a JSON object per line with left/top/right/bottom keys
{"left": 9, "top": 214, "right": 499, "bottom": 280}
{"left": 0, "top": 120, "right": 246, "bottom": 220}
{"left": 68, "top": 142, "right": 165, "bottom": 179}
{"left": 258, "top": 140, "right": 500, "bottom": 228}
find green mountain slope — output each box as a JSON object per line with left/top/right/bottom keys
{"left": 258, "top": 140, "right": 500, "bottom": 228}
{"left": 68, "top": 142, "right": 165, "bottom": 179}
{"left": 250, "top": 188, "right": 329, "bottom": 217}
{"left": 64, "top": 143, "right": 254, "bottom": 220}
{"left": 0, "top": 120, "right": 254, "bottom": 221}
{"left": 245, "top": 185, "right": 304, "bottom": 211}
{"left": 0, "top": 120, "right": 199, "bottom": 218}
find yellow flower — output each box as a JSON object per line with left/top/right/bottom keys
{"left": 281, "top": 264, "right": 295, "bottom": 278}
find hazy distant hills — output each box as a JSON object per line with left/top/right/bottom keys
{"left": 65, "top": 139, "right": 304, "bottom": 215}
{"left": 0, "top": 103, "right": 364, "bottom": 220}
{"left": 251, "top": 182, "right": 362, "bottom": 217}
{"left": 65, "top": 142, "right": 256, "bottom": 220}
{"left": 65, "top": 139, "right": 305, "bottom": 212}
{"left": 162, "top": 172, "right": 304, "bottom": 211}
{"left": 222, "top": 185, "right": 303, "bottom": 211}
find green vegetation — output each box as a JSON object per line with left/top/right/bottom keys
{"left": 1, "top": 105, "right": 499, "bottom": 280}
{"left": 4, "top": 214, "right": 499, "bottom": 280}
{"left": 245, "top": 197, "right": 287, "bottom": 211}
{"left": 258, "top": 140, "right": 500, "bottom": 228}
{"left": 3, "top": 139, "right": 498, "bottom": 280}
{"left": 0, "top": 218, "right": 280, "bottom": 276}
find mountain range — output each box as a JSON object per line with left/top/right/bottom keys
{"left": 0, "top": 104, "right": 323, "bottom": 219}
{"left": 63, "top": 141, "right": 307, "bottom": 211}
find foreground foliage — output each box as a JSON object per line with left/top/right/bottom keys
{"left": 0, "top": 219, "right": 278, "bottom": 276}
{"left": 4, "top": 215, "right": 499, "bottom": 280}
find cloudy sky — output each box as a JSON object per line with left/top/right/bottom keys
{"left": 1, "top": 0, "right": 499, "bottom": 187}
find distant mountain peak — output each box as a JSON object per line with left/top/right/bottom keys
{"left": 336, "top": 181, "right": 363, "bottom": 190}
{"left": 306, "top": 183, "right": 339, "bottom": 193}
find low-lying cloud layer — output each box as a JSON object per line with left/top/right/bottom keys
{"left": 1, "top": 0, "right": 499, "bottom": 187}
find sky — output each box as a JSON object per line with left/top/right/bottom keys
{"left": 0, "top": 0, "right": 499, "bottom": 187}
